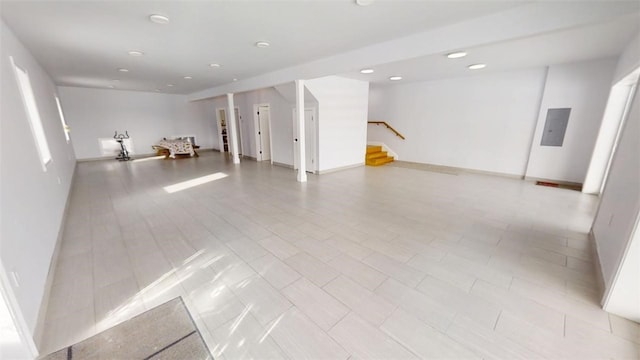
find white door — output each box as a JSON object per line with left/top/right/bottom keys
{"left": 216, "top": 108, "right": 227, "bottom": 152}
{"left": 292, "top": 108, "right": 316, "bottom": 172}
{"left": 257, "top": 105, "right": 271, "bottom": 161}
{"left": 304, "top": 109, "right": 315, "bottom": 172}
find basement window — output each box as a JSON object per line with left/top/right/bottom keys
{"left": 55, "top": 95, "right": 70, "bottom": 142}
{"left": 11, "top": 57, "right": 52, "bottom": 170}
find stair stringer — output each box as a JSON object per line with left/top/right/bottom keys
{"left": 367, "top": 141, "right": 399, "bottom": 161}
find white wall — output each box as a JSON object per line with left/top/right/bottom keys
{"left": 273, "top": 83, "right": 317, "bottom": 106}
{"left": 180, "top": 98, "right": 219, "bottom": 150}
{"left": 368, "top": 68, "right": 546, "bottom": 176}
{"left": 525, "top": 58, "right": 617, "bottom": 183}
{"left": 235, "top": 87, "right": 298, "bottom": 166}
{"left": 210, "top": 86, "right": 318, "bottom": 167}
{"left": 57, "top": 86, "right": 218, "bottom": 160}
{"left": 1, "top": 20, "right": 76, "bottom": 337}
{"left": 612, "top": 33, "right": 640, "bottom": 84}
{"left": 591, "top": 77, "right": 639, "bottom": 321}
{"left": 209, "top": 79, "right": 368, "bottom": 173}
{"left": 306, "top": 76, "right": 369, "bottom": 172}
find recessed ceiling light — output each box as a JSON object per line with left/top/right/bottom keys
{"left": 183, "top": 76, "right": 193, "bottom": 79}
{"left": 356, "top": 0, "right": 375, "bottom": 6}
{"left": 108, "top": 85, "right": 115, "bottom": 88}
{"left": 118, "top": 68, "right": 129, "bottom": 72}
{"left": 389, "top": 76, "right": 402, "bottom": 81}
{"left": 128, "top": 50, "right": 144, "bottom": 56}
{"left": 255, "top": 41, "right": 270, "bottom": 48}
{"left": 233, "top": 78, "right": 238, "bottom": 82}
{"left": 468, "top": 63, "right": 487, "bottom": 70}
{"left": 167, "top": 84, "right": 174, "bottom": 87}
{"left": 446, "top": 51, "right": 467, "bottom": 59}
{"left": 155, "top": 88, "right": 162, "bottom": 92}
{"left": 149, "top": 14, "right": 169, "bottom": 24}
{"left": 360, "top": 68, "right": 374, "bottom": 74}
{"left": 209, "top": 63, "right": 221, "bottom": 68}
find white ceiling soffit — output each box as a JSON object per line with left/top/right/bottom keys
{"left": 1, "top": 1, "right": 638, "bottom": 99}
{"left": 342, "top": 13, "right": 640, "bottom": 85}
{"left": 190, "top": 1, "right": 640, "bottom": 100}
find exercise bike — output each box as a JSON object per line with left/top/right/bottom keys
{"left": 114, "top": 131, "right": 131, "bottom": 161}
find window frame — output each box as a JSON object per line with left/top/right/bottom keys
{"left": 10, "top": 56, "right": 52, "bottom": 171}
{"left": 54, "top": 95, "right": 70, "bottom": 143}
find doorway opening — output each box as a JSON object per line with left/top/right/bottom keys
{"left": 583, "top": 67, "right": 639, "bottom": 194}
{"left": 216, "top": 107, "right": 242, "bottom": 155}
{"left": 254, "top": 104, "right": 272, "bottom": 162}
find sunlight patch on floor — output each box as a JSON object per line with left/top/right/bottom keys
{"left": 164, "top": 173, "right": 228, "bottom": 193}
{"left": 132, "top": 155, "right": 166, "bottom": 163}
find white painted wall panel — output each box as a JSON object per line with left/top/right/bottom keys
{"left": 368, "top": 68, "right": 546, "bottom": 176}
{"left": 612, "top": 33, "right": 640, "bottom": 84}
{"left": 525, "top": 58, "right": 617, "bottom": 183}
{"left": 57, "top": 87, "right": 218, "bottom": 160}
{"left": 235, "top": 87, "right": 297, "bottom": 165}
{"left": 592, "top": 86, "right": 640, "bottom": 320}
{"left": 1, "top": 20, "right": 76, "bottom": 333}
{"left": 306, "top": 76, "right": 369, "bottom": 172}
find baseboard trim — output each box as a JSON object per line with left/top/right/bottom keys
{"left": 393, "top": 161, "right": 524, "bottom": 180}
{"left": 589, "top": 229, "right": 607, "bottom": 307}
{"left": 273, "top": 161, "right": 294, "bottom": 169}
{"left": 317, "top": 162, "right": 364, "bottom": 174}
{"left": 33, "top": 161, "right": 78, "bottom": 351}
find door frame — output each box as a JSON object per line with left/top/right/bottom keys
{"left": 216, "top": 107, "right": 242, "bottom": 155}
{"left": 233, "top": 107, "right": 244, "bottom": 156}
{"left": 253, "top": 103, "right": 273, "bottom": 162}
{"left": 292, "top": 107, "right": 317, "bottom": 173}
{"left": 215, "top": 107, "right": 227, "bottom": 153}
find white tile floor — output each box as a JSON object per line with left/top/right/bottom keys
{"left": 40, "top": 151, "right": 640, "bottom": 359}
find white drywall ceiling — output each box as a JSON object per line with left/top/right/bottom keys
{"left": 1, "top": 0, "right": 639, "bottom": 96}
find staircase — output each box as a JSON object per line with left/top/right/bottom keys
{"left": 366, "top": 145, "right": 394, "bottom": 166}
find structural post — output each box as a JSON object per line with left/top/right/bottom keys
{"left": 227, "top": 93, "right": 240, "bottom": 164}
{"left": 295, "top": 80, "right": 307, "bottom": 182}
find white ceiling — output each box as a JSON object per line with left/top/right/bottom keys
{"left": 1, "top": 0, "right": 639, "bottom": 96}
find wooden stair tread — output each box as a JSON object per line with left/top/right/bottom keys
{"left": 366, "top": 156, "right": 394, "bottom": 166}
{"left": 365, "top": 145, "right": 393, "bottom": 166}
{"left": 366, "top": 151, "right": 388, "bottom": 160}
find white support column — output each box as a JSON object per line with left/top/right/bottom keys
{"left": 295, "top": 80, "right": 307, "bottom": 182}
{"left": 227, "top": 93, "right": 240, "bottom": 164}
